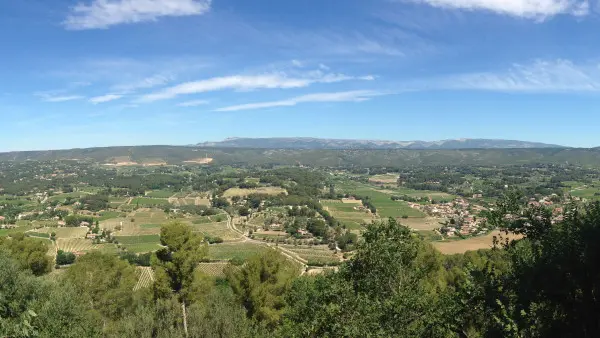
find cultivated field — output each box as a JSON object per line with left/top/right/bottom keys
{"left": 223, "top": 187, "right": 287, "bottom": 198}
{"left": 337, "top": 182, "right": 426, "bottom": 218}
{"left": 197, "top": 262, "right": 229, "bottom": 277}
{"left": 280, "top": 245, "right": 341, "bottom": 266}
{"left": 103, "top": 209, "right": 170, "bottom": 235}
{"left": 56, "top": 238, "right": 117, "bottom": 254}
{"left": 399, "top": 217, "right": 444, "bottom": 231}
{"left": 381, "top": 187, "right": 455, "bottom": 200}
{"left": 432, "top": 230, "right": 522, "bottom": 254}
{"left": 131, "top": 197, "right": 170, "bottom": 207}
{"left": 115, "top": 234, "right": 162, "bottom": 253}
{"left": 321, "top": 200, "right": 374, "bottom": 230}
{"left": 369, "top": 174, "right": 399, "bottom": 184}
{"left": 182, "top": 158, "right": 213, "bottom": 164}
{"left": 33, "top": 227, "right": 88, "bottom": 238}
{"left": 146, "top": 190, "right": 176, "bottom": 198}
{"left": 189, "top": 220, "right": 242, "bottom": 241}
{"left": 134, "top": 267, "right": 154, "bottom": 291}
{"left": 207, "top": 242, "right": 268, "bottom": 261}
{"left": 0, "top": 225, "right": 35, "bottom": 236}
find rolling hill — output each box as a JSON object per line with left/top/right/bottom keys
{"left": 1, "top": 146, "right": 600, "bottom": 167}
{"left": 196, "top": 137, "right": 565, "bottom": 150}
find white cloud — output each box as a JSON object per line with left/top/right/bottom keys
{"left": 177, "top": 99, "right": 209, "bottom": 107}
{"left": 112, "top": 74, "right": 173, "bottom": 92}
{"left": 140, "top": 70, "right": 374, "bottom": 102}
{"left": 442, "top": 59, "right": 600, "bottom": 92}
{"left": 37, "top": 94, "right": 84, "bottom": 102}
{"left": 90, "top": 94, "right": 123, "bottom": 104}
{"left": 406, "top": 0, "right": 589, "bottom": 19}
{"left": 64, "top": 0, "right": 212, "bottom": 30}
{"left": 291, "top": 60, "right": 304, "bottom": 67}
{"left": 215, "top": 90, "right": 384, "bottom": 112}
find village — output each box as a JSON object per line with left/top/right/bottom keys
{"left": 405, "top": 193, "right": 569, "bottom": 238}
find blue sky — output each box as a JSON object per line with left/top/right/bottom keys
{"left": 1, "top": 0, "right": 600, "bottom": 151}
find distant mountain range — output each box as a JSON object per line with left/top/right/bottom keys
{"left": 196, "top": 137, "right": 566, "bottom": 150}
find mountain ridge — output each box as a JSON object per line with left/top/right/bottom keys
{"left": 197, "top": 137, "right": 566, "bottom": 150}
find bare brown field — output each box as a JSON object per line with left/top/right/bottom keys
{"left": 194, "top": 197, "right": 211, "bottom": 206}
{"left": 103, "top": 156, "right": 139, "bottom": 166}
{"left": 341, "top": 198, "right": 362, "bottom": 204}
{"left": 369, "top": 174, "right": 399, "bottom": 184}
{"left": 223, "top": 187, "right": 287, "bottom": 198}
{"left": 183, "top": 158, "right": 213, "bottom": 164}
{"left": 432, "top": 230, "right": 523, "bottom": 254}
{"left": 306, "top": 267, "right": 338, "bottom": 275}
{"left": 399, "top": 217, "right": 443, "bottom": 231}
{"left": 142, "top": 162, "right": 167, "bottom": 166}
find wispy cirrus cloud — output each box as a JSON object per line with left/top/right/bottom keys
{"left": 111, "top": 74, "right": 173, "bottom": 92}
{"left": 64, "top": 0, "right": 212, "bottom": 30}
{"left": 139, "top": 70, "right": 374, "bottom": 102}
{"left": 440, "top": 59, "right": 600, "bottom": 92}
{"left": 49, "top": 56, "right": 208, "bottom": 85}
{"left": 177, "top": 99, "right": 210, "bottom": 107}
{"left": 215, "top": 90, "right": 385, "bottom": 112}
{"left": 89, "top": 94, "right": 123, "bottom": 104}
{"left": 404, "top": 0, "right": 589, "bottom": 19}
{"left": 36, "top": 94, "right": 84, "bottom": 103}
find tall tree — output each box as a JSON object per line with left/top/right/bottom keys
{"left": 282, "top": 218, "right": 449, "bottom": 337}
{"left": 226, "top": 249, "right": 299, "bottom": 329}
{"left": 64, "top": 251, "right": 138, "bottom": 320}
{"left": 152, "top": 221, "right": 209, "bottom": 302}
{"left": 0, "top": 233, "right": 52, "bottom": 275}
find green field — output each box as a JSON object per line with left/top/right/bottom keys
{"left": 140, "top": 223, "right": 162, "bottom": 229}
{"left": 48, "top": 192, "right": 87, "bottom": 202}
{"left": 384, "top": 187, "right": 455, "bottom": 200}
{"left": 98, "top": 211, "right": 125, "bottom": 221}
{"left": 115, "top": 234, "right": 161, "bottom": 244}
{"left": 321, "top": 200, "right": 372, "bottom": 229}
{"left": 207, "top": 242, "right": 267, "bottom": 261}
{"left": 336, "top": 182, "right": 426, "bottom": 218}
{"left": 124, "top": 243, "right": 164, "bottom": 253}
{"left": 102, "top": 209, "right": 170, "bottom": 235}
{"left": 190, "top": 221, "right": 240, "bottom": 241}
{"left": 568, "top": 183, "right": 600, "bottom": 200}
{"left": 146, "top": 190, "right": 176, "bottom": 198}
{"left": 131, "top": 198, "right": 170, "bottom": 207}
{"left": 281, "top": 245, "right": 341, "bottom": 266}
{"left": 33, "top": 227, "right": 88, "bottom": 238}
{"left": 192, "top": 216, "right": 213, "bottom": 224}
{"left": 0, "top": 225, "right": 35, "bottom": 236}
{"left": 27, "top": 232, "right": 50, "bottom": 239}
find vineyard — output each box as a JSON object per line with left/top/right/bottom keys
{"left": 208, "top": 242, "right": 268, "bottom": 261}
{"left": 281, "top": 245, "right": 342, "bottom": 266}
{"left": 103, "top": 209, "right": 169, "bottom": 235}
{"left": 189, "top": 221, "right": 241, "bottom": 241}
{"left": 197, "top": 263, "right": 229, "bottom": 277}
{"left": 34, "top": 227, "right": 88, "bottom": 238}
{"left": 56, "top": 238, "right": 117, "bottom": 254}
{"left": 134, "top": 267, "right": 155, "bottom": 291}
{"left": 115, "top": 235, "right": 162, "bottom": 253}
{"left": 115, "top": 234, "right": 160, "bottom": 244}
